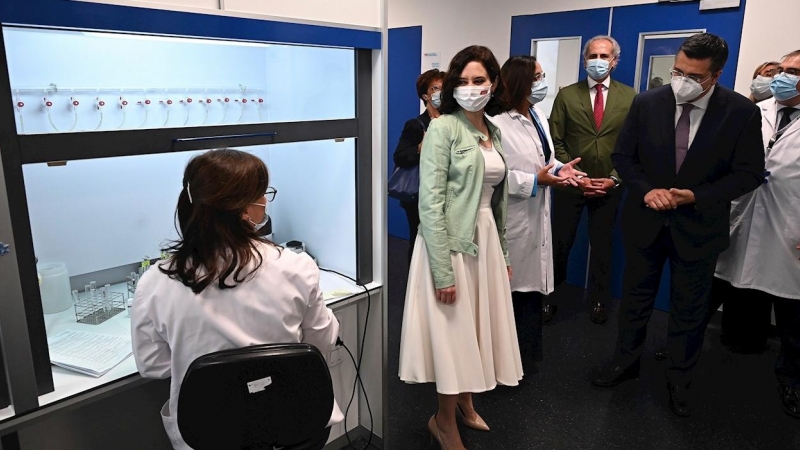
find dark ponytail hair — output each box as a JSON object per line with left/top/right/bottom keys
{"left": 160, "top": 148, "right": 277, "bottom": 294}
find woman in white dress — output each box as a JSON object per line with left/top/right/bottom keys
{"left": 399, "top": 45, "right": 522, "bottom": 450}
{"left": 491, "top": 56, "right": 584, "bottom": 372}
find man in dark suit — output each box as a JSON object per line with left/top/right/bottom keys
{"left": 593, "top": 33, "right": 765, "bottom": 417}
{"left": 547, "top": 35, "right": 637, "bottom": 325}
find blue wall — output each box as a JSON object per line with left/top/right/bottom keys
{"left": 0, "top": 0, "right": 381, "bottom": 49}
{"left": 510, "top": 2, "right": 748, "bottom": 310}
{"left": 387, "top": 26, "right": 422, "bottom": 240}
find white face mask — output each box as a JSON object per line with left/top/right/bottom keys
{"left": 750, "top": 75, "right": 774, "bottom": 101}
{"left": 527, "top": 80, "right": 548, "bottom": 105}
{"left": 248, "top": 202, "right": 268, "bottom": 230}
{"left": 453, "top": 85, "right": 492, "bottom": 112}
{"left": 430, "top": 91, "right": 442, "bottom": 109}
{"left": 671, "top": 76, "right": 709, "bottom": 103}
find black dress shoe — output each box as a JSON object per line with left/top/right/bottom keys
{"left": 667, "top": 383, "right": 692, "bottom": 417}
{"left": 542, "top": 304, "right": 558, "bottom": 323}
{"left": 592, "top": 364, "right": 640, "bottom": 387}
{"left": 590, "top": 302, "right": 607, "bottom": 324}
{"left": 654, "top": 348, "right": 669, "bottom": 361}
{"left": 779, "top": 384, "right": 800, "bottom": 419}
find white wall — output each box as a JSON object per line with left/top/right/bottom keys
{"left": 78, "top": 0, "right": 380, "bottom": 28}
{"left": 390, "top": 0, "right": 795, "bottom": 100}
{"left": 388, "top": 0, "right": 655, "bottom": 74}
{"left": 734, "top": 0, "right": 800, "bottom": 95}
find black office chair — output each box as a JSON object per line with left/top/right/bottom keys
{"left": 178, "top": 343, "right": 334, "bottom": 450}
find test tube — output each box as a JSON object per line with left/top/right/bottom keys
{"left": 71, "top": 289, "right": 79, "bottom": 302}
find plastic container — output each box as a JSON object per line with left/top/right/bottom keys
{"left": 37, "top": 262, "right": 73, "bottom": 314}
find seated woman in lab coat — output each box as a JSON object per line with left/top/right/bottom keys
{"left": 131, "top": 148, "right": 341, "bottom": 449}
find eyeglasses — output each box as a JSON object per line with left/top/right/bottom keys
{"left": 669, "top": 68, "right": 712, "bottom": 85}
{"left": 534, "top": 72, "right": 546, "bottom": 82}
{"left": 777, "top": 67, "right": 800, "bottom": 76}
{"left": 265, "top": 187, "right": 277, "bottom": 202}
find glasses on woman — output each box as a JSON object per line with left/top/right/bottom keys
{"left": 533, "top": 72, "right": 546, "bottom": 82}
{"left": 265, "top": 187, "right": 277, "bottom": 202}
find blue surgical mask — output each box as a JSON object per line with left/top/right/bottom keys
{"left": 770, "top": 72, "right": 800, "bottom": 102}
{"left": 527, "top": 79, "right": 548, "bottom": 105}
{"left": 431, "top": 91, "right": 442, "bottom": 109}
{"left": 586, "top": 59, "right": 611, "bottom": 80}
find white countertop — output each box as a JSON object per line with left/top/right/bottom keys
{"left": 0, "top": 271, "right": 373, "bottom": 423}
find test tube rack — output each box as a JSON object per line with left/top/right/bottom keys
{"left": 72, "top": 283, "right": 127, "bottom": 325}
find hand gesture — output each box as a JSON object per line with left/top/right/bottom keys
{"left": 644, "top": 189, "right": 677, "bottom": 210}
{"left": 436, "top": 286, "right": 456, "bottom": 304}
{"left": 668, "top": 188, "right": 695, "bottom": 206}
{"left": 537, "top": 162, "right": 568, "bottom": 187}
{"left": 557, "top": 157, "right": 588, "bottom": 187}
{"left": 579, "top": 178, "right": 607, "bottom": 198}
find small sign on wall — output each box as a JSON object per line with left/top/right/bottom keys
{"left": 424, "top": 52, "right": 441, "bottom": 70}
{"left": 699, "top": 0, "right": 740, "bottom": 10}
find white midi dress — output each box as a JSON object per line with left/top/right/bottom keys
{"left": 398, "top": 145, "right": 524, "bottom": 395}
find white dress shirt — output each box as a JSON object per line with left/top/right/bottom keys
{"left": 588, "top": 77, "right": 611, "bottom": 111}
{"left": 674, "top": 85, "right": 715, "bottom": 147}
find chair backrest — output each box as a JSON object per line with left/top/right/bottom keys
{"left": 177, "top": 343, "right": 334, "bottom": 450}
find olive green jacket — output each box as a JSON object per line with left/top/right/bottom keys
{"left": 549, "top": 78, "right": 636, "bottom": 192}
{"left": 419, "top": 109, "right": 510, "bottom": 289}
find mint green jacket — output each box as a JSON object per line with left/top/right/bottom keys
{"left": 418, "top": 109, "right": 510, "bottom": 289}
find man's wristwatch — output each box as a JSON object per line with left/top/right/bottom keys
{"left": 609, "top": 175, "right": 621, "bottom": 188}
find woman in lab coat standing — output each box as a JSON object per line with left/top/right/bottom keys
{"left": 715, "top": 52, "right": 800, "bottom": 418}
{"left": 131, "top": 149, "right": 342, "bottom": 448}
{"left": 490, "top": 55, "right": 584, "bottom": 371}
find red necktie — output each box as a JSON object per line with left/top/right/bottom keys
{"left": 593, "top": 84, "right": 604, "bottom": 130}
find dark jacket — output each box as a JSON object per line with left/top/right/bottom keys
{"left": 611, "top": 85, "right": 765, "bottom": 261}
{"left": 393, "top": 113, "right": 431, "bottom": 169}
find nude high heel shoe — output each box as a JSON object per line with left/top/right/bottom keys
{"left": 428, "top": 414, "right": 449, "bottom": 450}
{"left": 456, "top": 404, "right": 490, "bottom": 431}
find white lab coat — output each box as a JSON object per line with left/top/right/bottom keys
{"left": 715, "top": 98, "right": 800, "bottom": 300}
{"left": 490, "top": 107, "right": 562, "bottom": 293}
{"left": 131, "top": 242, "right": 343, "bottom": 449}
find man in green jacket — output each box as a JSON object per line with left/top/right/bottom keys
{"left": 546, "top": 35, "right": 636, "bottom": 325}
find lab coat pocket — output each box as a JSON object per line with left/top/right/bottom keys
{"left": 506, "top": 200, "right": 530, "bottom": 241}
{"left": 160, "top": 401, "right": 192, "bottom": 450}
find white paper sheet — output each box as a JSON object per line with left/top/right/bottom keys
{"left": 47, "top": 330, "right": 133, "bottom": 377}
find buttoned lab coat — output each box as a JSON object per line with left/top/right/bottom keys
{"left": 491, "top": 107, "right": 562, "bottom": 294}
{"left": 131, "top": 243, "right": 342, "bottom": 449}
{"left": 715, "top": 97, "right": 800, "bottom": 300}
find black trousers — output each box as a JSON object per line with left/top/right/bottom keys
{"left": 712, "top": 280, "right": 800, "bottom": 388}
{"left": 400, "top": 200, "right": 419, "bottom": 264}
{"left": 512, "top": 291, "right": 544, "bottom": 374}
{"left": 615, "top": 227, "right": 718, "bottom": 387}
{"left": 552, "top": 189, "right": 621, "bottom": 305}
{"left": 712, "top": 277, "right": 772, "bottom": 351}
{"left": 278, "top": 426, "right": 331, "bottom": 450}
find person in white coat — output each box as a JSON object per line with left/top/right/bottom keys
{"left": 715, "top": 49, "right": 800, "bottom": 419}
{"left": 131, "top": 149, "right": 342, "bottom": 448}
{"left": 491, "top": 55, "right": 584, "bottom": 371}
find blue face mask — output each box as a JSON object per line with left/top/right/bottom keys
{"left": 770, "top": 72, "right": 800, "bottom": 102}
{"left": 586, "top": 58, "right": 611, "bottom": 80}
{"left": 527, "top": 79, "right": 548, "bottom": 105}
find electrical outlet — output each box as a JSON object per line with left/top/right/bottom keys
{"left": 334, "top": 312, "right": 344, "bottom": 344}
{"left": 328, "top": 348, "right": 343, "bottom": 367}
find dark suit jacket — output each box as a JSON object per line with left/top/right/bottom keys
{"left": 550, "top": 78, "right": 636, "bottom": 194}
{"left": 611, "top": 85, "right": 765, "bottom": 261}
